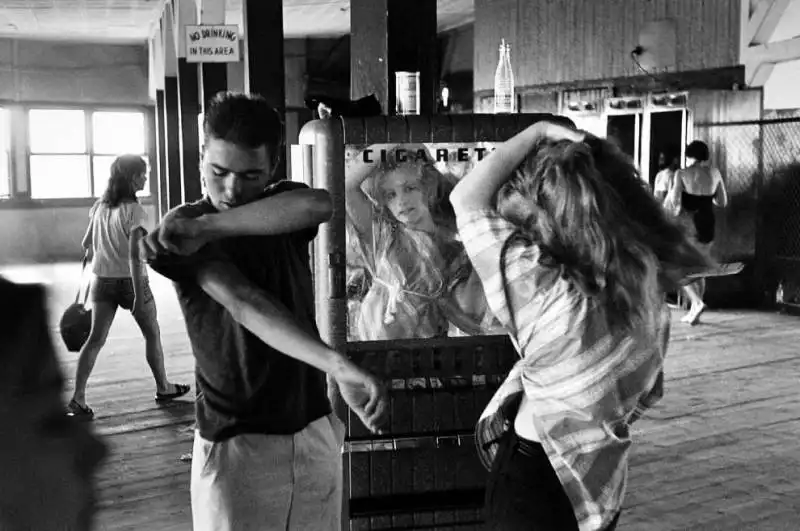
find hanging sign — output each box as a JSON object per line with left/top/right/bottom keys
{"left": 185, "top": 25, "right": 240, "bottom": 63}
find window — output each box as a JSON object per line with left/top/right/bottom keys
{"left": 28, "top": 108, "right": 148, "bottom": 199}
{"left": 28, "top": 109, "right": 89, "bottom": 199}
{"left": 0, "top": 108, "right": 9, "bottom": 198}
{"left": 92, "top": 111, "right": 148, "bottom": 198}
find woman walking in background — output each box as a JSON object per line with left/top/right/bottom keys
{"left": 66, "top": 155, "right": 189, "bottom": 420}
{"left": 665, "top": 140, "right": 729, "bottom": 325}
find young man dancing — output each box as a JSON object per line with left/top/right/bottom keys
{"left": 141, "top": 92, "right": 387, "bottom": 530}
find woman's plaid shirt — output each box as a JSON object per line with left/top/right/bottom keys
{"left": 455, "top": 209, "right": 670, "bottom": 531}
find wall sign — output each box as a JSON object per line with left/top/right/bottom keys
{"left": 185, "top": 25, "right": 240, "bottom": 63}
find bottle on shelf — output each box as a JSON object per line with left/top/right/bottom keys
{"left": 494, "top": 39, "right": 515, "bottom": 114}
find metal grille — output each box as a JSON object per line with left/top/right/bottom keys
{"left": 694, "top": 117, "right": 800, "bottom": 307}
{"left": 692, "top": 123, "right": 761, "bottom": 262}
{"left": 762, "top": 119, "right": 800, "bottom": 306}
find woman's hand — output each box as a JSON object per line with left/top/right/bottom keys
{"left": 451, "top": 119, "right": 585, "bottom": 213}
{"left": 532, "top": 121, "right": 585, "bottom": 145}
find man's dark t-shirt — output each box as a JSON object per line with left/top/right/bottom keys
{"left": 148, "top": 181, "right": 331, "bottom": 442}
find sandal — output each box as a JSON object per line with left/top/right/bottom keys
{"left": 66, "top": 399, "right": 95, "bottom": 421}
{"left": 155, "top": 383, "right": 191, "bottom": 402}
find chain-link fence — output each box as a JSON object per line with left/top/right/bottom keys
{"left": 695, "top": 117, "right": 800, "bottom": 308}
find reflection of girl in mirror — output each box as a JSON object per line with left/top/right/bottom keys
{"left": 345, "top": 144, "right": 501, "bottom": 341}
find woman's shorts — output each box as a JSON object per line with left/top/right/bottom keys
{"left": 90, "top": 277, "right": 155, "bottom": 314}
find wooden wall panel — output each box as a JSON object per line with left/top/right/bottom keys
{"left": 475, "top": 0, "right": 741, "bottom": 92}
{"left": 688, "top": 89, "right": 763, "bottom": 267}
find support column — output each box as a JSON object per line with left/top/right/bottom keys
{"left": 175, "top": 0, "right": 203, "bottom": 203}
{"left": 197, "top": 0, "right": 229, "bottom": 112}
{"left": 164, "top": 76, "right": 183, "bottom": 210}
{"left": 177, "top": 59, "right": 203, "bottom": 203}
{"left": 163, "top": 8, "right": 183, "bottom": 210}
{"left": 242, "top": 0, "right": 286, "bottom": 178}
{"left": 350, "top": 0, "right": 437, "bottom": 115}
{"left": 148, "top": 32, "right": 168, "bottom": 220}
{"left": 155, "top": 89, "right": 169, "bottom": 216}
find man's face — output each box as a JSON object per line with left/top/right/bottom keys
{"left": 201, "top": 136, "right": 276, "bottom": 211}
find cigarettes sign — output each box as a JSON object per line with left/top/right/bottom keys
{"left": 185, "top": 25, "right": 240, "bottom": 63}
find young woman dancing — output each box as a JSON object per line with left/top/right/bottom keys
{"left": 345, "top": 144, "right": 501, "bottom": 340}
{"left": 665, "top": 140, "right": 729, "bottom": 324}
{"left": 66, "top": 155, "right": 189, "bottom": 420}
{"left": 450, "top": 121, "right": 712, "bottom": 531}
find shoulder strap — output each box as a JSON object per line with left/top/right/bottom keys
{"left": 75, "top": 251, "right": 91, "bottom": 305}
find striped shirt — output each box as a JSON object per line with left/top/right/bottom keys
{"left": 455, "top": 209, "right": 670, "bottom": 531}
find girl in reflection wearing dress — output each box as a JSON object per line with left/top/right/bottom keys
{"left": 345, "top": 144, "right": 502, "bottom": 341}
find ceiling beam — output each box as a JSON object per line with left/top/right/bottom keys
{"left": 172, "top": 0, "right": 198, "bottom": 59}
{"left": 744, "top": 0, "right": 793, "bottom": 46}
{"left": 162, "top": 7, "right": 177, "bottom": 77}
{"left": 744, "top": 36, "right": 800, "bottom": 85}
{"left": 148, "top": 33, "right": 166, "bottom": 100}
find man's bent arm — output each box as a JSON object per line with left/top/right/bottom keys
{"left": 196, "top": 259, "right": 349, "bottom": 376}
{"left": 201, "top": 188, "right": 332, "bottom": 239}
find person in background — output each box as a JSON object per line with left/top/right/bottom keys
{"left": 653, "top": 145, "right": 680, "bottom": 204}
{"left": 664, "top": 140, "right": 729, "bottom": 325}
{"left": 66, "top": 155, "right": 189, "bottom": 420}
{"left": 1, "top": 278, "right": 107, "bottom": 530}
{"left": 450, "top": 121, "right": 712, "bottom": 531}
{"left": 140, "top": 92, "right": 388, "bottom": 531}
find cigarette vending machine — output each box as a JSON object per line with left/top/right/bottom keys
{"left": 297, "top": 114, "right": 567, "bottom": 530}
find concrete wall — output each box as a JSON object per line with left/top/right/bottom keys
{"left": 0, "top": 38, "right": 149, "bottom": 105}
{"left": 0, "top": 204, "right": 157, "bottom": 265}
{"left": 0, "top": 38, "right": 151, "bottom": 265}
{"left": 0, "top": 37, "right": 344, "bottom": 265}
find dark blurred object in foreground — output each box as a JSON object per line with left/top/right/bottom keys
{"left": 0, "top": 277, "right": 107, "bottom": 531}
{"left": 305, "top": 94, "right": 382, "bottom": 119}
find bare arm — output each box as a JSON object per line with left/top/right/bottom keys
{"left": 129, "top": 227, "right": 146, "bottom": 298}
{"left": 450, "top": 122, "right": 584, "bottom": 214}
{"left": 197, "top": 260, "right": 352, "bottom": 375}
{"left": 81, "top": 224, "right": 93, "bottom": 251}
{"left": 664, "top": 169, "right": 684, "bottom": 214}
{"left": 195, "top": 259, "right": 388, "bottom": 432}
{"left": 149, "top": 188, "right": 332, "bottom": 256}
{"left": 345, "top": 144, "right": 396, "bottom": 247}
{"left": 200, "top": 188, "right": 333, "bottom": 239}
{"left": 712, "top": 168, "right": 728, "bottom": 208}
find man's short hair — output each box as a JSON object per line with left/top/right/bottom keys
{"left": 203, "top": 91, "right": 283, "bottom": 162}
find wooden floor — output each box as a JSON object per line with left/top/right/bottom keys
{"left": 3, "top": 262, "right": 800, "bottom": 531}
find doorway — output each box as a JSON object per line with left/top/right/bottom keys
{"left": 647, "top": 110, "right": 685, "bottom": 188}
{"left": 606, "top": 114, "right": 640, "bottom": 163}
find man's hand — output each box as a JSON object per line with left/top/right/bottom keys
{"left": 140, "top": 209, "right": 212, "bottom": 258}
{"left": 332, "top": 361, "right": 388, "bottom": 434}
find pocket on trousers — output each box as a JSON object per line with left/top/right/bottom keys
{"left": 327, "top": 413, "right": 346, "bottom": 451}
{"left": 193, "top": 433, "right": 219, "bottom": 477}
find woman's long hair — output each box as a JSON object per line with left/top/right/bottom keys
{"left": 101, "top": 155, "right": 146, "bottom": 208}
{"left": 498, "top": 138, "right": 713, "bottom": 334}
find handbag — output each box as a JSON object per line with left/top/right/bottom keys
{"left": 59, "top": 252, "right": 93, "bottom": 352}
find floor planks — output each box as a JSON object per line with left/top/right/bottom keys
{"left": 2, "top": 262, "right": 799, "bottom": 530}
